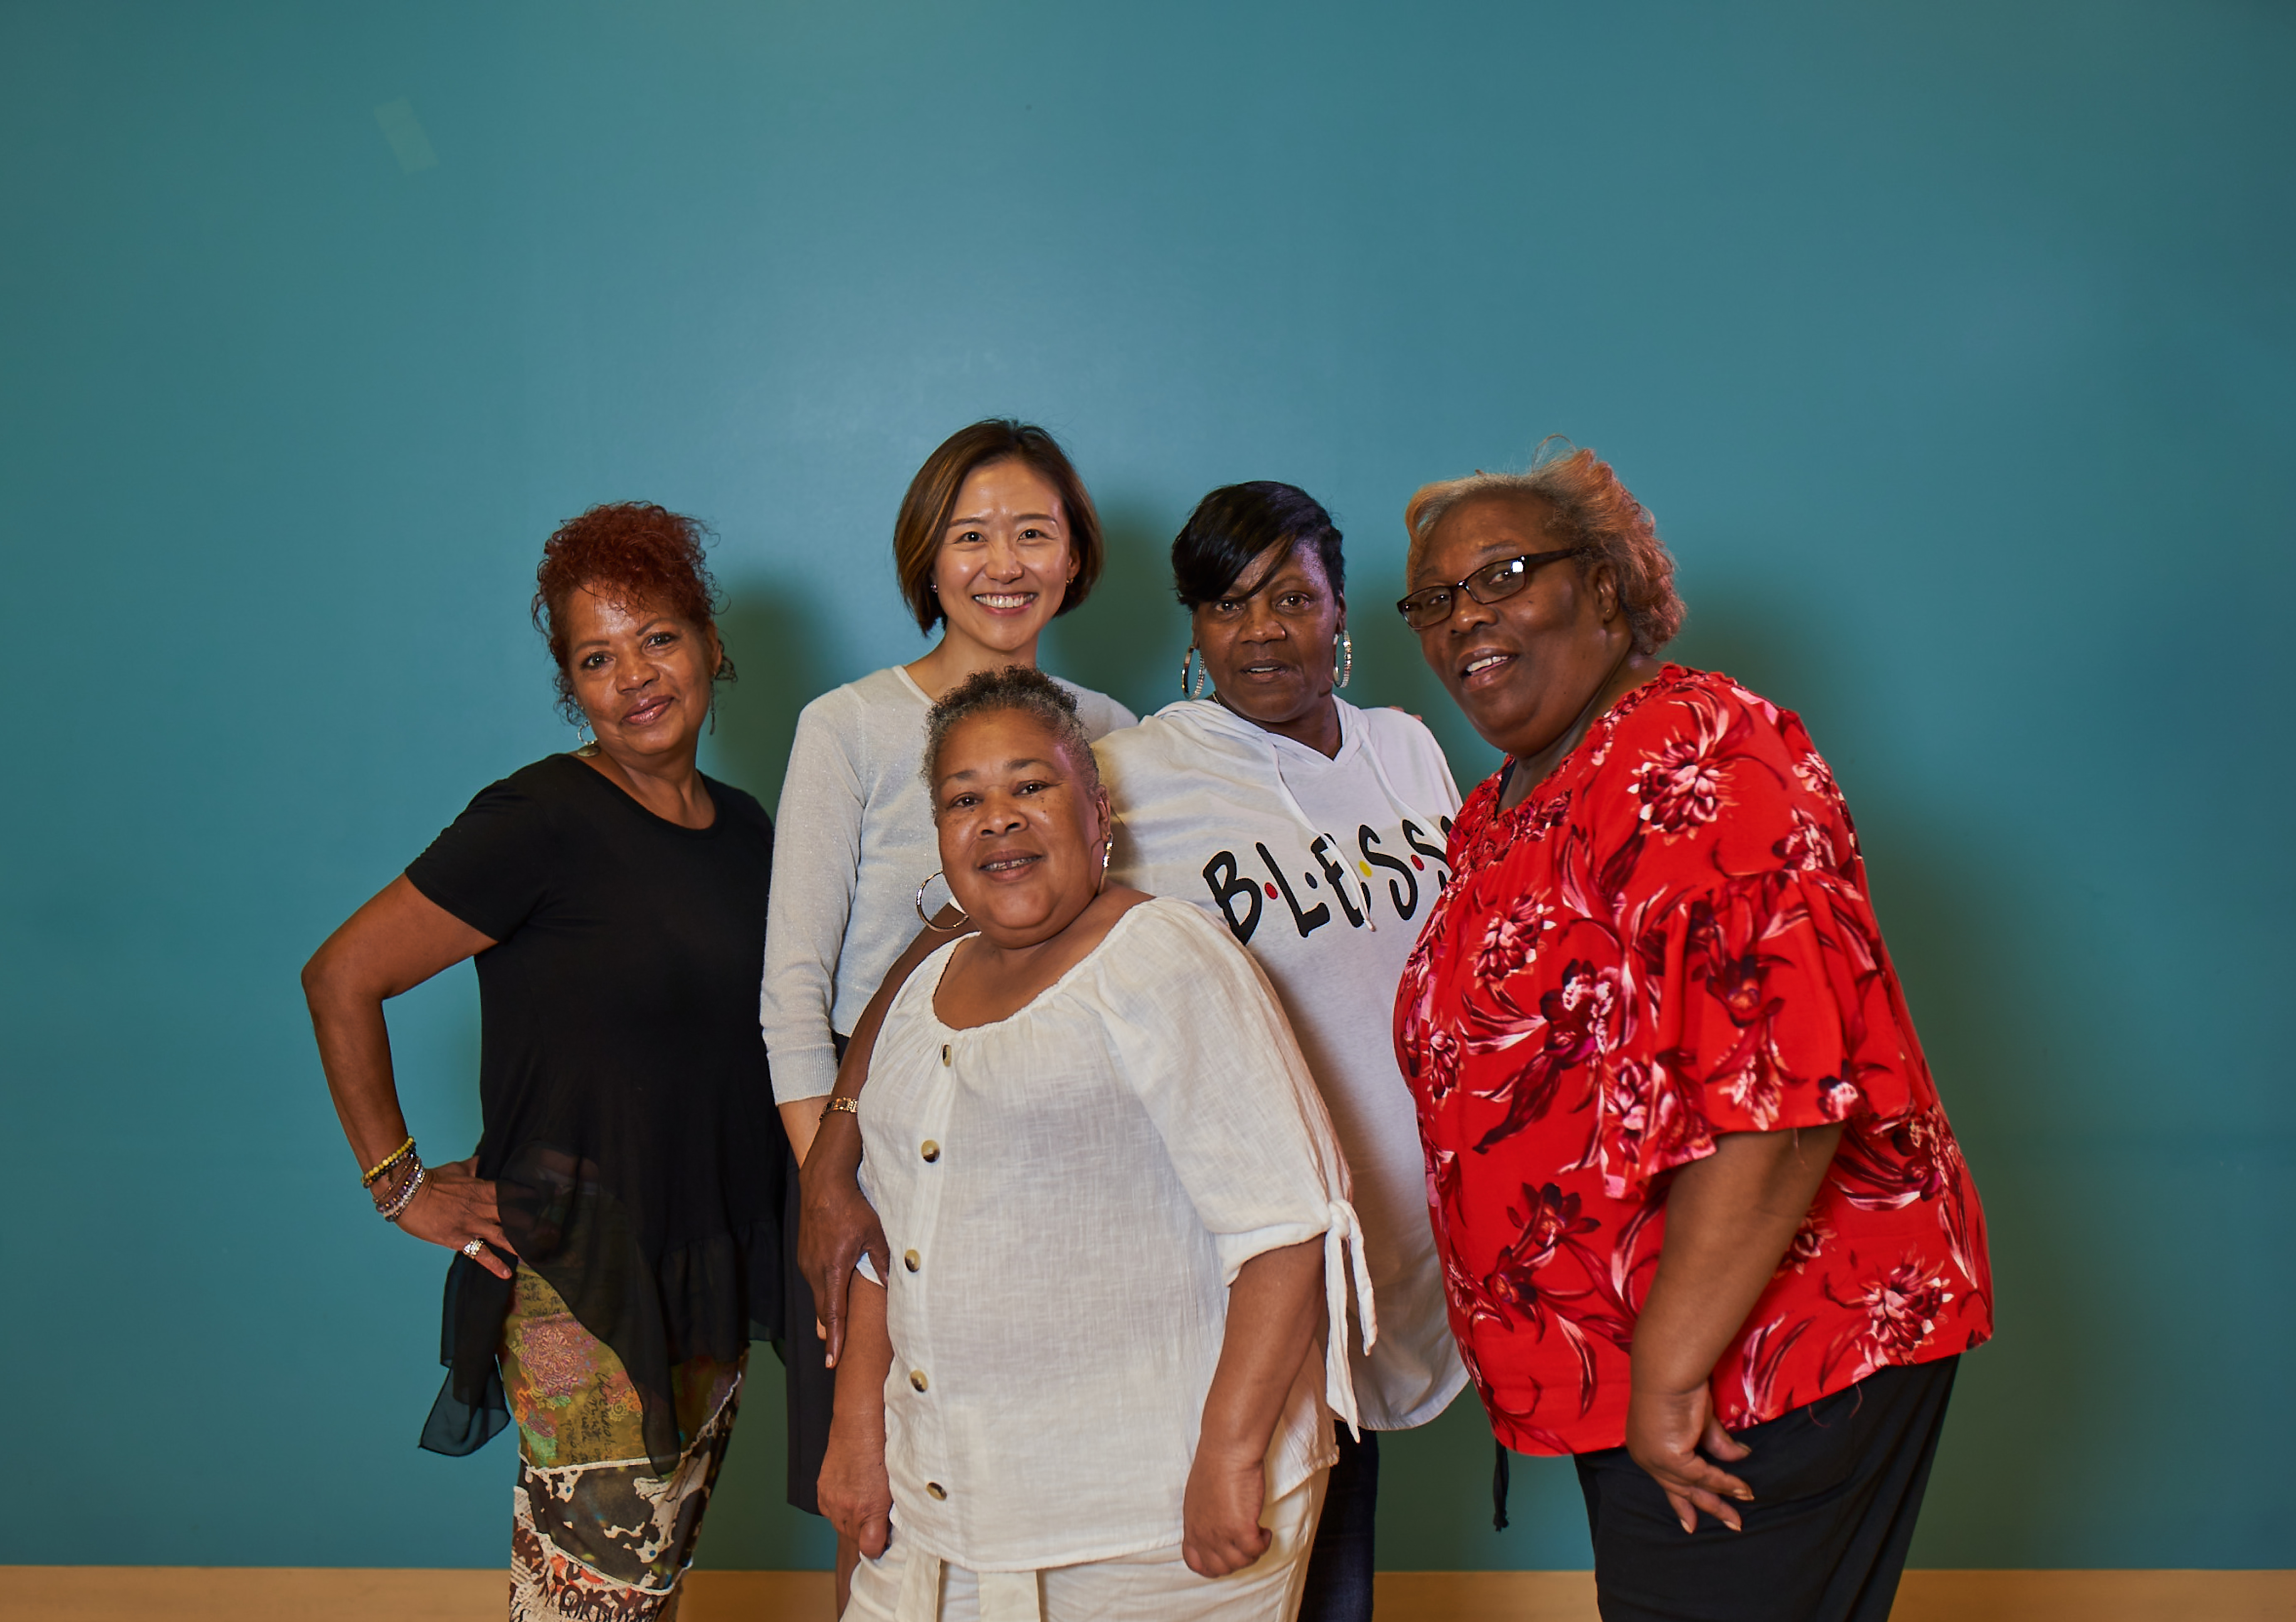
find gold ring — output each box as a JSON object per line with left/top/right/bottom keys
{"left": 461, "top": 1238, "right": 486, "bottom": 1260}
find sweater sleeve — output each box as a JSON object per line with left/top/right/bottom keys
{"left": 760, "top": 691, "right": 868, "bottom": 1104}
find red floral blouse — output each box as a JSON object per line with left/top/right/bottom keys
{"left": 1394, "top": 666, "right": 1991, "bottom": 1455}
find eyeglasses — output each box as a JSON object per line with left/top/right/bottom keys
{"left": 1395, "top": 548, "right": 1583, "bottom": 630}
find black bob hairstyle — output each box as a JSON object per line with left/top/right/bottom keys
{"left": 1170, "top": 482, "right": 1346, "bottom": 608}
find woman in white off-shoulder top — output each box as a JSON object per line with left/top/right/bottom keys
{"left": 758, "top": 421, "right": 1131, "bottom": 1605}
{"left": 820, "top": 668, "right": 1369, "bottom": 1622}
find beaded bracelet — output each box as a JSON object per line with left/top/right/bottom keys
{"left": 376, "top": 1156, "right": 427, "bottom": 1222}
{"left": 361, "top": 1135, "right": 417, "bottom": 1188}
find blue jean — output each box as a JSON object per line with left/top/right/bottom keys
{"left": 1297, "top": 1427, "right": 1378, "bottom": 1622}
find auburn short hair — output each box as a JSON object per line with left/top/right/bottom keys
{"left": 531, "top": 501, "right": 731, "bottom": 720}
{"left": 891, "top": 420, "right": 1104, "bottom": 634}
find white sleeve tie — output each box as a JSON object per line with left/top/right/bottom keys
{"left": 1321, "top": 1197, "right": 1378, "bottom": 1440}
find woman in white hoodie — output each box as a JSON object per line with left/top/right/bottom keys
{"left": 803, "top": 483, "right": 1464, "bottom": 1622}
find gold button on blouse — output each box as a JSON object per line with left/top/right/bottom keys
{"left": 921, "top": 1140, "right": 941, "bottom": 1162}
{"left": 941, "top": 1043, "right": 951, "bottom": 1065}
{"left": 903, "top": 1249, "right": 921, "bottom": 1273}
{"left": 909, "top": 1370, "right": 928, "bottom": 1392}
{"left": 926, "top": 1481, "right": 947, "bottom": 1501}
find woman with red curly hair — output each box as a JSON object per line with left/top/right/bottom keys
{"left": 1391, "top": 448, "right": 1992, "bottom": 1622}
{"left": 302, "top": 502, "right": 784, "bottom": 1620}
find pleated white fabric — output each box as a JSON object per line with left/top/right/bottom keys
{"left": 857, "top": 898, "right": 1370, "bottom": 1577}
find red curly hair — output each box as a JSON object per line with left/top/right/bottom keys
{"left": 1404, "top": 443, "right": 1685, "bottom": 654}
{"left": 532, "top": 502, "right": 732, "bottom": 719}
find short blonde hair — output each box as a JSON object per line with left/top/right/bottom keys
{"left": 1403, "top": 441, "right": 1685, "bottom": 655}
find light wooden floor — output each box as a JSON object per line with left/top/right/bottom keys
{"left": 3, "top": 1568, "right": 2292, "bottom": 1620}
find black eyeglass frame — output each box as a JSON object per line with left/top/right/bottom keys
{"left": 1395, "top": 547, "right": 1585, "bottom": 630}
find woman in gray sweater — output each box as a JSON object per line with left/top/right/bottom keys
{"left": 758, "top": 418, "right": 1132, "bottom": 1609}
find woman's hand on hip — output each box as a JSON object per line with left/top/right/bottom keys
{"left": 396, "top": 1157, "right": 516, "bottom": 1280}
{"left": 1625, "top": 1380, "right": 1753, "bottom": 1533}
{"left": 1181, "top": 1443, "right": 1272, "bottom": 1578}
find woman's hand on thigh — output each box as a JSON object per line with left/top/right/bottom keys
{"left": 818, "top": 1421, "right": 893, "bottom": 1559}
{"left": 1182, "top": 1444, "right": 1271, "bottom": 1578}
{"left": 1625, "top": 1382, "right": 1754, "bottom": 1533}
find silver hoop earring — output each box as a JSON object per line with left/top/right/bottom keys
{"left": 915, "top": 870, "right": 971, "bottom": 930}
{"left": 1334, "top": 631, "right": 1353, "bottom": 690}
{"left": 571, "top": 715, "right": 597, "bottom": 755}
{"left": 1179, "top": 648, "right": 1210, "bottom": 700}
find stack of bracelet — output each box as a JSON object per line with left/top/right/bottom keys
{"left": 363, "top": 1136, "right": 427, "bottom": 1223}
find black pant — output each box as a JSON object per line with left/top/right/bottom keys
{"left": 1573, "top": 1357, "right": 1958, "bottom": 1622}
{"left": 778, "top": 1137, "right": 839, "bottom": 1514}
{"left": 779, "top": 1031, "right": 850, "bottom": 1516}
{"left": 1298, "top": 1427, "right": 1379, "bottom": 1622}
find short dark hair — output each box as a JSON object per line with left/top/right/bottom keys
{"left": 921, "top": 665, "right": 1099, "bottom": 794}
{"left": 892, "top": 420, "right": 1105, "bottom": 635}
{"left": 1170, "top": 482, "right": 1345, "bottom": 609}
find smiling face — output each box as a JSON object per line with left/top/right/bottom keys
{"left": 1192, "top": 540, "right": 1345, "bottom": 743}
{"left": 931, "top": 707, "right": 1110, "bottom": 949}
{"left": 561, "top": 586, "right": 720, "bottom": 767}
{"left": 1410, "top": 493, "right": 1623, "bottom": 760}
{"left": 931, "top": 458, "right": 1077, "bottom": 661}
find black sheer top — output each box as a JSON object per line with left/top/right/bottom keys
{"left": 405, "top": 753, "right": 786, "bottom": 1473}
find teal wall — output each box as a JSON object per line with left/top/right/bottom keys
{"left": 2, "top": 0, "right": 2290, "bottom": 1574}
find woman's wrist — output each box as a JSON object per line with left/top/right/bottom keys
{"left": 1626, "top": 1313, "right": 1728, "bottom": 1399}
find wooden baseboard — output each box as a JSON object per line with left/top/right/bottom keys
{"left": 1373, "top": 1570, "right": 2296, "bottom": 1621}
{"left": 3, "top": 1566, "right": 2290, "bottom": 1620}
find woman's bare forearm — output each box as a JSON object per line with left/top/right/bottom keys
{"left": 306, "top": 987, "right": 415, "bottom": 1172}
{"left": 1198, "top": 1239, "right": 1323, "bottom": 1464}
{"left": 832, "top": 1277, "right": 893, "bottom": 1434}
{"left": 1633, "top": 1125, "right": 1844, "bottom": 1395}
{"left": 301, "top": 875, "right": 492, "bottom": 1172}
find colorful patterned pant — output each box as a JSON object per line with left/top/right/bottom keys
{"left": 498, "top": 1266, "right": 744, "bottom": 1622}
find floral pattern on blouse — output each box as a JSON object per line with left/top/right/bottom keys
{"left": 1394, "top": 666, "right": 1992, "bottom": 1455}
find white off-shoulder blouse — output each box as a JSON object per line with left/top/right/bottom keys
{"left": 857, "top": 896, "right": 1375, "bottom": 1574}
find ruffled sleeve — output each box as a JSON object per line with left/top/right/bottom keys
{"left": 1591, "top": 679, "right": 1922, "bottom": 1201}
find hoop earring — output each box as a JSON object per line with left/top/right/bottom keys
{"left": 915, "top": 870, "right": 971, "bottom": 930}
{"left": 1179, "top": 648, "right": 1210, "bottom": 700}
{"left": 1334, "top": 631, "right": 1353, "bottom": 690}
{"left": 1097, "top": 834, "right": 1113, "bottom": 893}
{"left": 571, "top": 714, "right": 597, "bottom": 756}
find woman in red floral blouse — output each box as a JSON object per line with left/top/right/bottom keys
{"left": 1391, "top": 447, "right": 1990, "bottom": 1622}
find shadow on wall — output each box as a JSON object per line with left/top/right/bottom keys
{"left": 1670, "top": 584, "right": 2095, "bottom": 1565}
{"left": 1039, "top": 494, "right": 1191, "bottom": 722}
{"left": 704, "top": 585, "right": 832, "bottom": 812}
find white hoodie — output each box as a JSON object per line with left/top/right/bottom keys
{"left": 1095, "top": 696, "right": 1469, "bottom": 1431}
